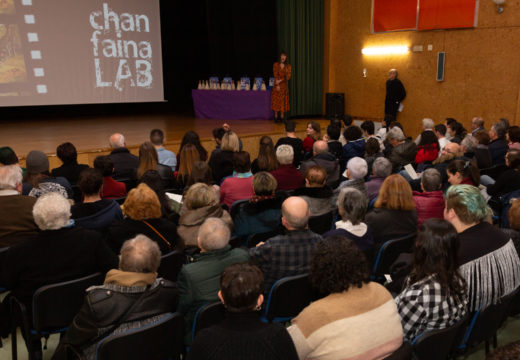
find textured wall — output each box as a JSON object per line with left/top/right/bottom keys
{"left": 324, "top": 0, "right": 520, "bottom": 137}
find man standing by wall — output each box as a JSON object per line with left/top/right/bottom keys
{"left": 385, "top": 69, "right": 406, "bottom": 119}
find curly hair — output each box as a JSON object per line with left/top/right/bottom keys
{"left": 309, "top": 236, "right": 370, "bottom": 294}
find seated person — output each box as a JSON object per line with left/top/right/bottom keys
{"left": 251, "top": 136, "right": 278, "bottom": 173}
{"left": 275, "top": 121, "right": 304, "bottom": 167}
{"left": 0, "top": 192, "right": 118, "bottom": 341}
{"left": 51, "top": 142, "right": 89, "bottom": 185}
{"left": 299, "top": 141, "right": 340, "bottom": 188}
{"left": 365, "top": 174, "right": 417, "bottom": 247}
{"left": 482, "top": 149, "right": 520, "bottom": 197}
{"left": 413, "top": 168, "right": 445, "bottom": 228}
{"left": 386, "top": 127, "right": 417, "bottom": 173}
{"left": 395, "top": 219, "right": 468, "bottom": 341}
{"left": 365, "top": 157, "right": 392, "bottom": 201}
{"left": 106, "top": 183, "right": 179, "bottom": 254}
{"left": 364, "top": 138, "right": 383, "bottom": 178}
{"left": 324, "top": 124, "right": 345, "bottom": 170}
{"left": 178, "top": 183, "right": 233, "bottom": 247}
{"left": 488, "top": 121, "right": 508, "bottom": 166}
{"left": 270, "top": 145, "right": 304, "bottom": 191}
{"left": 0, "top": 165, "right": 38, "bottom": 248}
{"left": 501, "top": 199, "right": 520, "bottom": 255}
{"left": 53, "top": 235, "right": 178, "bottom": 360}
{"left": 293, "top": 166, "right": 334, "bottom": 217}
{"left": 248, "top": 197, "right": 322, "bottom": 293}
{"left": 139, "top": 170, "right": 175, "bottom": 218}
{"left": 342, "top": 125, "right": 366, "bottom": 164}
{"left": 444, "top": 185, "right": 520, "bottom": 312}
{"left": 336, "top": 157, "right": 368, "bottom": 197}
{"left": 71, "top": 168, "right": 123, "bottom": 233}
{"left": 220, "top": 151, "right": 254, "bottom": 209}
{"left": 288, "top": 236, "right": 403, "bottom": 360}
{"left": 233, "top": 172, "right": 283, "bottom": 239}
{"left": 324, "top": 187, "right": 373, "bottom": 254}
{"left": 177, "top": 218, "right": 249, "bottom": 343}
{"left": 23, "top": 150, "right": 73, "bottom": 199}
{"left": 415, "top": 131, "right": 439, "bottom": 167}
{"left": 209, "top": 131, "right": 239, "bottom": 185}
{"left": 108, "top": 133, "right": 139, "bottom": 179}
{"left": 188, "top": 263, "right": 298, "bottom": 360}
{"left": 473, "top": 130, "right": 493, "bottom": 169}
{"left": 136, "top": 141, "right": 175, "bottom": 189}
{"left": 150, "top": 128, "right": 177, "bottom": 170}
{"left": 446, "top": 159, "right": 480, "bottom": 187}
{"left": 93, "top": 155, "right": 126, "bottom": 199}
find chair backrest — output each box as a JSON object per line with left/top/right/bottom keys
{"left": 32, "top": 272, "right": 104, "bottom": 332}
{"left": 263, "top": 273, "right": 321, "bottom": 323}
{"left": 95, "top": 312, "right": 184, "bottom": 360}
{"left": 308, "top": 211, "right": 334, "bottom": 235}
{"left": 158, "top": 251, "right": 185, "bottom": 282}
{"left": 412, "top": 312, "right": 470, "bottom": 360}
{"left": 372, "top": 233, "right": 416, "bottom": 277}
{"left": 382, "top": 341, "right": 412, "bottom": 360}
{"left": 192, "top": 301, "right": 226, "bottom": 341}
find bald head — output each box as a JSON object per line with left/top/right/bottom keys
{"left": 282, "top": 197, "right": 310, "bottom": 230}
{"left": 313, "top": 140, "right": 328, "bottom": 156}
{"left": 443, "top": 142, "right": 461, "bottom": 155}
{"left": 109, "top": 133, "right": 125, "bottom": 149}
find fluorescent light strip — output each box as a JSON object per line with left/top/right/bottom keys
{"left": 362, "top": 46, "right": 409, "bottom": 55}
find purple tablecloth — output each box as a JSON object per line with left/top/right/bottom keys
{"left": 192, "top": 89, "right": 274, "bottom": 120}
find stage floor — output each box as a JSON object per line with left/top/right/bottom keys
{"left": 0, "top": 114, "right": 328, "bottom": 158}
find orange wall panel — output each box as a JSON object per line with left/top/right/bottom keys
{"left": 418, "top": 0, "right": 477, "bottom": 30}
{"left": 373, "top": 0, "right": 417, "bottom": 32}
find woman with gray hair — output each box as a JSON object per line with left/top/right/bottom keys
{"left": 324, "top": 187, "right": 374, "bottom": 255}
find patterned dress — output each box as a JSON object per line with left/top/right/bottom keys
{"left": 271, "top": 62, "right": 292, "bottom": 112}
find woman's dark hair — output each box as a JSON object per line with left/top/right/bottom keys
{"left": 220, "top": 262, "right": 264, "bottom": 312}
{"left": 409, "top": 219, "right": 466, "bottom": 301}
{"left": 365, "top": 137, "right": 380, "bottom": 156}
{"left": 256, "top": 136, "right": 278, "bottom": 172}
{"left": 446, "top": 159, "right": 480, "bottom": 186}
{"left": 389, "top": 121, "right": 403, "bottom": 131}
{"left": 94, "top": 155, "right": 114, "bottom": 176}
{"left": 186, "top": 161, "right": 213, "bottom": 186}
{"left": 78, "top": 168, "right": 103, "bottom": 196}
{"left": 343, "top": 114, "right": 354, "bottom": 127}
{"left": 506, "top": 149, "right": 520, "bottom": 171}
{"left": 56, "top": 142, "right": 78, "bottom": 164}
{"left": 343, "top": 125, "right": 362, "bottom": 142}
{"left": 310, "top": 236, "right": 370, "bottom": 294}
{"left": 307, "top": 121, "right": 321, "bottom": 140}
{"left": 418, "top": 130, "right": 440, "bottom": 150}
{"left": 279, "top": 51, "right": 289, "bottom": 64}
{"left": 179, "top": 131, "right": 207, "bottom": 161}
{"left": 474, "top": 130, "right": 490, "bottom": 145}
{"left": 139, "top": 170, "right": 171, "bottom": 215}
{"left": 508, "top": 126, "right": 520, "bottom": 143}
{"left": 449, "top": 121, "right": 467, "bottom": 138}
{"left": 445, "top": 118, "right": 456, "bottom": 127}
{"left": 327, "top": 125, "right": 340, "bottom": 141}
{"left": 360, "top": 120, "right": 375, "bottom": 135}
{"left": 232, "top": 151, "right": 251, "bottom": 173}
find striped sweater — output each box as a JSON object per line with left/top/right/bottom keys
{"left": 287, "top": 282, "right": 403, "bottom": 360}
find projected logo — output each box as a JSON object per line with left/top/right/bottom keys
{"left": 90, "top": 3, "right": 152, "bottom": 92}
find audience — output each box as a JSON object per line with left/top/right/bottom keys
{"left": 365, "top": 157, "right": 392, "bottom": 201}
{"left": 503, "top": 199, "right": 520, "bottom": 255}
{"left": 342, "top": 125, "right": 366, "bottom": 164}
{"left": 414, "top": 118, "right": 434, "bottom": 145}
{"left": 294, "top": 166, "right": 334, "bottom": 217}
{"left": 361, "top": 119, "right": 383, "bottom": 149}
{"left": 365, "top": 137, "right": 383, "bottom": 177}
{"left": 23, "top": 150, "right": 73, "bottom": 198}
{"left": 434, "top": 124, "right": 451, "bottom": 154}
{"left": 507, "top": 125, "right": 520, "bottom": 150}
{"left": 139, "top": 170, "right": 174, "bottom": 217}
{"left": 136, "top": 141, "right": 175, "bottom": 188}
{"left": 471, "top": 116, "right": 485, "bottom": 135}
{"left": 209, "top": 131, "right": 240, "bottom": 184}
{"left": 0, "top": 165, "right": 38, "bottom": 248}
{"left": 150, "top": 128, "right": 177, "bottom": 170}
{"left": 188, "top": 262, "right": 299, "bottom": 360}
{"left": 220, "top": 151, "right": 254, "bottom": 209}
{"left": 462, "top": 134, "right": 491, "bottom": 169}
{"left": 299, "top": 140, "right": 340, "bottom": 188}
{"left": 178, "top": 131, "right": 208, "bottom": 169}
{"left": 488, "top": 121, "right": 509, "bottom": 166}
{"left": 386, "top": 127, "right": 417, "bottom": 172}
{"left": 415, "top": 130, "right": 439, "bottom": 167}
{"left": 288, "top": 236, "right": 403, "bottom": 359}
{"left": 444, "top": 118, "right": 456, "bottom": 140}
{"left": 447, "top": 121, "right": 467, "bottom": 144}
{"left": 413, "top": 168, "right": 445, "bottom": 228}
{"left": 337, "top": 157, "right": 368, "bottom": 196}
{"left": 446, "top": 159, "right": 480, "bottom": 187}
{"left": 71, "top": 168, "right": 123, "bottom": 232}
{"left": 233, "top": 172, "right": 283, "bottom": 238}
{"left": 108, "top": 133, "right": 139, "bottom": 179}
{"left": 483, "top": 149, "right": 520, "bottom": 197}
{"left": 395, "top": 219, "right": 468, "bottom": 341}
{"left": 94, "top": 155, "right": 126, "bottom": 199}
{"left": 325, "top": 124, "right": 345, "bottom": 168}
{"left": 178, "top": 183, "right": 233, "bottom": 247}
{"left": 51, "top": 142, "right": 89, "bottom": 184}
{"left": 106, "top": 183, "right": 179, "bottom": 254}
{"left": 270, "top": 145, "right": 304, "bottom": 191}
{"left": 251, "top": 136, "right": 278, "bottom": 173}
{"left": 365, "top": 174, "right": 417, "bottom": 246}
{"left": 177, "top": 143, "right": 201, "bottom": 188}
{"left": 53, "top": 235, "right": 178, "bottom": 360}
{"left": 302, "top": 121, "right": 320, "bottom": 153}
{"left": 248, "top": 197, "right": 322, "bottom": 293}
{"left": 444, "top": 185, "right": 520, "bottom": 312}
{"left": 177, "top": 218, "right": 249, "bottom": 343}
{"left": 275, "top": 121, "right": 304, "bottom": 166}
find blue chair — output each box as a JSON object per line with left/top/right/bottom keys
{"left": 371, "top": 233, "right": 416, "bottom": 282}
{"left": 368, "top": 196, "right": 378, "bottom": 210}
{"left": 191, "top": 301, "right": 226, "bottom": 342}
{"left": 95, "top": 312, "right": 184, "bottom": 360}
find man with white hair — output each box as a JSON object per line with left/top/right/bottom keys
{"left": 177, "top": 217, "right": 249, "bottom": 343}
{"left": 488, "top": 121, "right": 508, "bottom": 166}
{"left": 108, "top": 133, "right": 138, "bottom": 178}
{"left": 386, "top": 127, "right": 417, "bottom": 172}
{"left": 299, "top": 140, "right": 340, "bottom": 188}
{"left": 365, "top": 157, "right": 392, "bottom": 201}
{"left": 414, "top": 118, "right": 435, "bottom": 145}
{"left": 54, "top": 235, "right": 178, "bottom": 359}
{"left": 471, "top": 117, "right": 485, "bottom": 135}
{"left": 270, "top": 144, "right": 304, "bottom": 191}
{"left": 0, "top": 165, "right": 38, "bottom": 247}
{"left": 249, "top": 197, "right": 322, "bottom": 292}
{"left": 337, "top": 157, "right": 368, "bottom": 197}
{"left": 0, "top": 192, "right": 117, "bottom": 347}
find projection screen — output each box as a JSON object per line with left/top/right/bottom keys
{"left": 0, "top": 0, "right": 164, "bottom": 106}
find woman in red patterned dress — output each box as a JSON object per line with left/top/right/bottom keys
{"left": 271, "top": 52, "right": 292, "bottom": 123}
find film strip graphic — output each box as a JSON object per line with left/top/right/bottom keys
{"left": 21, "top": 0, "right": 46, "bottom": 94}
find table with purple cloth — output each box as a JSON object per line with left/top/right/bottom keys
{"left": 192, "top": 89, "right": 274, "bottom": 120}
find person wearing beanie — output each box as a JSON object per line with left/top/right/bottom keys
{"left": 0, "top": 146, "right": 27, "bottom": 178}
{"left": 23, "top": 150, "right": 73, "bottom": 199}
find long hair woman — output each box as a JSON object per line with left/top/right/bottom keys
{"left": 446, "top": 159, "right": 480, "bottom": 187}
{"left": 251, "top": 136, "right": 278, "bottom": 173}
{"left": 177, "top": 131, "right": 208, "bottom": 169}
{"left": 136, "top": 141, "right": 175, "bottom": 187}
{"left": 271, "top": 51, "right": 292, "bottom": 123}
{"left": 303, "top": 121, "right": 321, "bottom": 153}
{"left": 177, "top": 143, "right": 200, "bottom": 188}
{"left": 395, "top": 219, "right": 467, "bottom": 341}
{"left": 415, "top": 130, "right": 440, "bottom": 165}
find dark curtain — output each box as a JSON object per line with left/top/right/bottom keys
{"left": 277, "top": 0, "right": 323, "bottom": 117}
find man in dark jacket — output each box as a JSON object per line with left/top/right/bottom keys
{"left": 294, "top": 166, "right": 334, "bottom": 216}
{"left": 53, "top": 235, "right": 178, "bottom": 359}
{"left": 488, "top": 121, "right": 508, "bottom": 166}
{"left": 108, "top": 133, "right": 139, "bottom": 179}
{"left": 300, "top": 141, "right": 340, "bottom": 188}
{"left": 385, "top": 69, "right": 406, "bottom": 119}
{"left": 386, "top": 127, "right": 417, "bottom": 172}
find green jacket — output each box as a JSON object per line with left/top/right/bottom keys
{"left": 177, "top": 245, "right": 249, "bottom": 342}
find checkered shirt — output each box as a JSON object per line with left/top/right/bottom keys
{"left": 394, "top": 275, "right": 468, "bottom": 341}
{"left": 248, "top": 229, "right": 322, "bottom": 293}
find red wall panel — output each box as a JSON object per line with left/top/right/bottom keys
{"left": 373, "top": 0, "right": 417, "bottom": 32}
{"left": 418, "top": 0, "right": 477, "bottom": 30}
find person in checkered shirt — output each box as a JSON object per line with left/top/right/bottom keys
{"left": 395, "top": 218, "right": 468, "bottom": 341}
